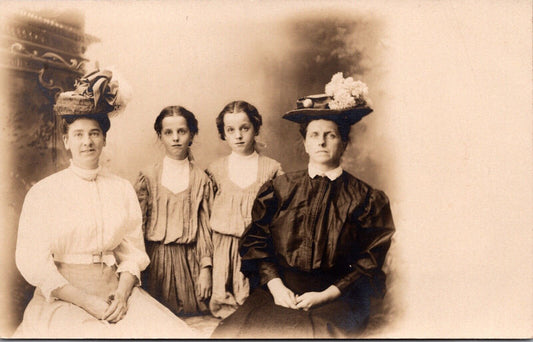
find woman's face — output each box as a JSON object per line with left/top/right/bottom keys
{"left": 304, "top": 119, "right": 347, "bottom": 170}
{"left": 160, "top": 115, "right": 193, "bottom": 160}
{"left": 223, "top": 111, "right": 256, "bottom": 156}
{"left": 63, "top": 118, "right": 106, "bottom": 170}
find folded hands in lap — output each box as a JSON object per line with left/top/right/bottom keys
{"left": 267, "top": 278, "right": 342, "bottom": 311}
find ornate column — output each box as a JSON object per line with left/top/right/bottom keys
{"left": 0, "top": 8, "right": 98, "bottom": 334}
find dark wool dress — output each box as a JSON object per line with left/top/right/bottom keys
{"left": 211, "top": 169, "right": 395, "bottom": 338}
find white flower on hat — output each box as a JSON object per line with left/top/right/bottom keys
{"left": 329, "top": 89, "right": 356, "bottom": 110}
{"left": 325, "top": 72, "right": 370, "bottom": 110}
{"left": 325, "top": 72, "right": 345, "bottom": 97}
{"left": 105, "top": 65, "right": 133, "bottom": 116}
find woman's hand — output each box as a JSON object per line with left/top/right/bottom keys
{"left": 82, "top": 294, "right": 110, "bottom": 320}
{"left": 103, "top": 291, "right": 129, "bottom": 323}
{"left": 267, "top": 278, "right": 297, "bottom": 309}
{"left": 295, "top": 292, "right": 326, "bottom": 311}
{"left": 197, "top": 267, "right": 212, "bottom": 301}
{"left": 52, "top": 284, "right": 110, "bottom": 320}
{"left": 295, "top": 285, "right": 341, "bottom": 311}
{"left": 101, "top": 271, "right": 137, "bottom": 323}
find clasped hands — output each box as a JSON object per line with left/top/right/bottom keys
{"left": 83, "top": 271, "right": 139, "bottom": 324}
{"left": 85, "top": 268, "right": 211, "bottom": 323}
{"left": 266, "top": 278, "right": 341, "bottom": 311}
{"left": 84, "top": 290, "right": 130, "bottom": 324}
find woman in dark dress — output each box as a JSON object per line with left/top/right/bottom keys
{"left": 211, "top": 73, "right": 395, "bottom": 338}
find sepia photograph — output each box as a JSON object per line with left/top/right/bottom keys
{"left": 0, "top": 0, "right": 531, "bottom": 338}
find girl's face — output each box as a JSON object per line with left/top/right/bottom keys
{"left": 159, "top": 115, "right": 193, "bottom": 160}
{"left": 63, "top": 118, "right": 106, "bottom": 170}
{"left": 223, "top": 112, "right": 256, "bottom": 156}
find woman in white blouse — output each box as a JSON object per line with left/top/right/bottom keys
{"left": 13, "top": 70, "right": 196, "bottom": 338}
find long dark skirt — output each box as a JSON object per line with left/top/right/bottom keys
{"left": 211, "top": 268, "right": 372, "bottom": 338}
{"left": 142, "top": 241, "right": 209, "bottom": 316}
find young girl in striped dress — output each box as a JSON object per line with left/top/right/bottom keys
{"left": 207, "top": 101, "right": 283, "bottom": 319}
{"left": 135, "top": 106, "right": 213, "bottom": 317}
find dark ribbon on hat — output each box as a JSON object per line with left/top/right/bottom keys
{"left": 74, "top": 69, "right": 119, "bottom": 110}
{"left": 296, "top": 94, "right": 331, "bottom": 109}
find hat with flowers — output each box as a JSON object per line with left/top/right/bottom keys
{"left": 54, "top": 68, "right": 130, "bottom": 117}
{"left": 283, "top": 72, "right": 373, "bottom": 125}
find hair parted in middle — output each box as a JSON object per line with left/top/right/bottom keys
{"left": 154, "top": 105, "right": 199, "bottom": 137}
{"left": 61, "top": 113, "right": 111, "bottom": 137}
{"left": 215, "top": 100, "right": 263, "bottom": 140}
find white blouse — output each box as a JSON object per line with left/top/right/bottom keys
{"left": 161, "top": 156, "right": 189, "bottom": 194}
{"left": 228, "top": 151, "right": 259, "bottom": 189}
{"left": 16, "top": 163, "right": 150, "bottom": 302}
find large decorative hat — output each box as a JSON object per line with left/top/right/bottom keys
{"left": 283, "top": 72, "right": 373, "bottom": 125}
{"left": 54, "top": 68, "right": 129, "bottom": 117}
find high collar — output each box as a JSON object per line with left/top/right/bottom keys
{"left": 163, "top": 155, "right": 190, "bottom": 169}
{"left": 308, "top": 163, "right": 343, "bottom": 181}
{"left": 69, "top": 160, "right": 102, "bottom": 181}
{"left": 229, "top": 151, "right": 258, "bottom": 162}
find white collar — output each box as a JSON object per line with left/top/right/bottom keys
{"left": 164, "top": 155, "right": 189, "bottom": 169}
{"left": 229, "top": 151, "right": 258, "bottom": 162}
{"left": 69, "top": 160, "right": 102, "bottom": 181}
{"left": 307, "top": 163, "right": 343, "bottom": 181}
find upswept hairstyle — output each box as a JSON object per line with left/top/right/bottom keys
{"left": 61, "top": 114, "right": 111, "bottom": 137}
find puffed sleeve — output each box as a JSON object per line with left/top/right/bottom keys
{"left": 204, "top": 166, "right": 218, "bottom": 195}
{"left": 239, "top": 180, "right": 281, "bottom": 286}
{"left": 273, "top": 161, "right": 284, "bottom": 177}
{"left": 333, "top": 188, "right": 395, "bottom": 297}
{"left": 114, "top": 182, "right": 150, "bottom": 283}
{"left": 133, "top": 172, "right": 150, "bottom": 234}
{"left": 16, "top": 185, "right": 69, "bottom": 302}
{"left": 196, "top": 178, "right": 214, "bottom": 269}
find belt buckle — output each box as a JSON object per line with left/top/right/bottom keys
{"left": 92, "top": 252, "right": 102, "bottom": 264}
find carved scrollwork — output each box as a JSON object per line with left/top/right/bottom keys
{"left": 8, "top": 42, "right": 85, "bottom": 74}
{"left": 41, "top": 51, "right": 82, "bottom": 69}
{"left": 10, "top": 42, "right": 33, "bottom": 55}
{"left": 38, "top": 67, "right": 64, "bottom": 101}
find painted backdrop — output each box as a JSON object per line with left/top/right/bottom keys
{"left": 1, "top": 0, "right": 531, "bottom": 338}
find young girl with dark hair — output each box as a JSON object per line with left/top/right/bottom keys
{"left": 134, "top": 105, "right": 213, "bottom": 317}
{"left": 207, "top": 100, "right": 283, "bottom": 319}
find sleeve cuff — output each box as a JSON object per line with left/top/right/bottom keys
{"left": 259, "top": 261, "right": 279, "bottom": 286}
{"left": 333, "top": 279, "right": 349, "bottom": 294}
{"left": 40, "top": 274, "right": 70, "bottom": 303}
{"left": 334, "top": 270, "right": 362, "bottom": 294}
{"left": 116, "top": 260, "right": 142, "bottom": 285}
